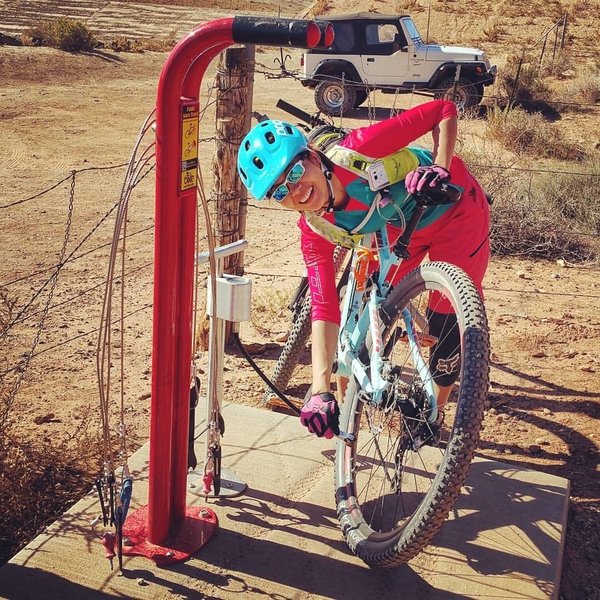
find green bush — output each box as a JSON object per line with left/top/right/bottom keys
{"left": 27, "top": 18, "right": 96, "bottom": 52}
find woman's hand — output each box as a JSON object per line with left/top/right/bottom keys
{"left": 300, "top": 392, "right": 340, "bottom": 438}
{"left": 405, "top": 165, "right": 451, "bottom": 194}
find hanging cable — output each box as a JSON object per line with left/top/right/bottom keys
{"left": 95, "top": 108, "right": 156, "bottom": 571}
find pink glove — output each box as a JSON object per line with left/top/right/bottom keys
{"left": 405, "top": 165, "right": 451, "bottom": 194}
{"left": 300, "top": 392, "right": 340, "bottom": 439}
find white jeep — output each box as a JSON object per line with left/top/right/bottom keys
{"left": 301, "top": 12, "right": 497, "bottom": 116}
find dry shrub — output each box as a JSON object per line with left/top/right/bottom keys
{"left": 395, "top": 0, "right": 425, "bottom": 12}
{"left": 497, "top": 52, "right": 554, "bottom": 111}
{"left": 485, "top": 107, "right": 586, "bottom": 161}
{"left": 571, "top": 0, "right": 594, "bottom": 10}
{"left": 0, "top": 416, "right": 101, "bottom": 566}
{"left": 251, "top": 286, "right": 296, "bottom": 336}
{"left": 109, "top": 34, "right": 177, "bottom": 53}
{"left": 489, "top": 163, "right": 599, "bottom": 261}
{"left": 0, "top": 288, "right": 17, "bottom": 337}
{"left": 532, "top": 158, "right": 600, "bottom": 235}
{"left": 490, "top": 189, "right": 594, "bottom": 261}
{"left": 308, "top": 0, "right": 329, "bottom": 17}
{"left": 566, "top": 73, "right": 600, "bottom": 106}
{"left": 25, "top": 18, "right": 96, "bottom": 52}
{"left": 460, "top": 145, "right": 597, "bottom": 261}
{"left": 482, "top": 20, "right": 507, "bottom": 43}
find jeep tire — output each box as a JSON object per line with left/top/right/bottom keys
{"left": 354, "top": 88, "right": 369, "bottom": 108}
{"left": 315, "top": 79, "right": 356, "bottom": 116}
{"left": 434, "top": 76, "right": 481, "bottom": 110}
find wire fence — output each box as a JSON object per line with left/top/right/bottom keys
{"left": 1, "top": 71, "right": 599, "bottom": 432}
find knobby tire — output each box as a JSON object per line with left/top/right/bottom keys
{"left": 335, "top": 261, "right": 489, "bottom": 567}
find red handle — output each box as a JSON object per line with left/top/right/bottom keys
{"left": 101, "top": 532, "right": 116, "bottom": 559}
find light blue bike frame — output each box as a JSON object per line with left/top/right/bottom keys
{"left": 335, "top": 225, "right": 439, "bottom": 424}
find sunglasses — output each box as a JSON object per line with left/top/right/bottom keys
{"left": 268, "top": 159, "right": 306, "bottom": 202}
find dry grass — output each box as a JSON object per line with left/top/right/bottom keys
{"left": 482, "top": 20, "right": 507, "bottom": 43}
{"left": 250, "top": 286, "right": 295, "bottom": 336}
{"left": 459, "top": 142, "right": 598, "bottom": 261}
{"left": 24, "top": 18, "right": 96, "bottom": 52}
{"left": 484, "top": 107, "right": 586, "bottom": 161}
{"left": 308, "top": 0, "right": 329, "bottom": 17}
{"left": 394, "top": 0, "right": 426, "bottom": 12}
{"left": 565, "top": 73, "right": 600, "bottom": 106}
{"left": 0, "top": 411, "right": 101, "bottom": 565}
{"left": 109, "top": 33, "right": 177, "bottom": 53}
{"left": 490, "top": 191, "right": 595, "bottom": 261}
{"left": 532, "top": 158, "right": 600, "bottom": 235}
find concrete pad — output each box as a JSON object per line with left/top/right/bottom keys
{"left": 0, "top": 402, "right": 569, "bottom": 600}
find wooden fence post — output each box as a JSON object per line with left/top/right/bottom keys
{"left": 212, "top": 45, "right": 255, "bottom": 342}
{"left": 212, "top": 45, "right": 255, "bottom": 274}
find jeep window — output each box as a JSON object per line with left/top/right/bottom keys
{"left": 329, "top": 22, "right": 355, "bottom": 52}
{"left": 402, "top": 19, "right": 423, "bottom": 44}
{"left": 365, "top": 23, "right": 404, "bottom": 55}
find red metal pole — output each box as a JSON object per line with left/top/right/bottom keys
{"left": 149, "top": 20, "right": 235, "bottom": 544}
{"left": 148, "top": 15, "right": 331, "bottom": 546}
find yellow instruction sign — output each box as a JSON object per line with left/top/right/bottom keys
{"left": 181, "top": 103, "right": 199, "bottom": 191}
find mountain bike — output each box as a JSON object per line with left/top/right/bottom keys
{"left": 324, "top": 187, "right": 489, "bottom": 566}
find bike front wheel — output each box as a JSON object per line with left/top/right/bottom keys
{"left": 335, "top": 261, "right": 489, "bottom": 567}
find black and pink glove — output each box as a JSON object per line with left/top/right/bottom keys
{"left": 405, "top": 165, "right": 451, "bottom": 194}
{"left": 300, "top": 392, "right": 340, "bottom": 439}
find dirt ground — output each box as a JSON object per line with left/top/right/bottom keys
{"left": 0, "top": 1, "right": 599, "bottom": 598}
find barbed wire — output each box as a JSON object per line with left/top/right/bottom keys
{"left": 29, "top": 304, "right": 152, "bottom": 361}
{"left": 0, "top": 163, "right": 130, "bottom": 210}
{"left": 1, "top": 225, "right": 154, "bottom": 289}
{"left": 9, "top": 261, "right": 154, "bottom": 327}
{"left": 1, "top": 107, "right": 598, "bottom": 395}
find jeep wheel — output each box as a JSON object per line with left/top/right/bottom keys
{"left": 315, "top": 80, "right": 356, "bottom": 117}
{"left": 434, "top": 77, "right": 481, "bottom": 110}
{"left": 354, "top": 88, "right": 368, "bottom": 108}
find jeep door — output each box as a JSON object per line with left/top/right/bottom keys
{"left": 360, "top": 22, "right": 410, "bottom": 85}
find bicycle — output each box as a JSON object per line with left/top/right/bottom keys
{"left": 313, "top": 181, "right": 489, "bottom": 567}
{"left": 255, "top": 186, "right": 489, "bottom": 566}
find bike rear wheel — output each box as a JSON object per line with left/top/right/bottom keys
{"left": 262, "top": 247, "right": 350, "bottom": 408}
{"left": 335, "top": 261, "right": 489, "bottom": 567}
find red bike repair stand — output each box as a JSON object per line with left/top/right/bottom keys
{"left": 118, "top": 15, "right": 332, "bottom": 566}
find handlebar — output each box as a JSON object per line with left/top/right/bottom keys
{"left": 415, "top": 182, "right": 463, "bottom": 205}
{"left": 276, "top": 99, "right": 329, "bottom": 128}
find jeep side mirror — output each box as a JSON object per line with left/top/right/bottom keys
{"left": 401, "top": 46, "right": 408, "bottom": 52}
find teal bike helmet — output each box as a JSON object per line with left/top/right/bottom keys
{"left": 238, "top": 120, "right": 309, "bottom": 200}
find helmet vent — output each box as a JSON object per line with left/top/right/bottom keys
{"left": 265, "top": 131, "right": 275, "bottom": 144}
{"left": 253, "top": 156, "right": 264, "bottom": 169}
